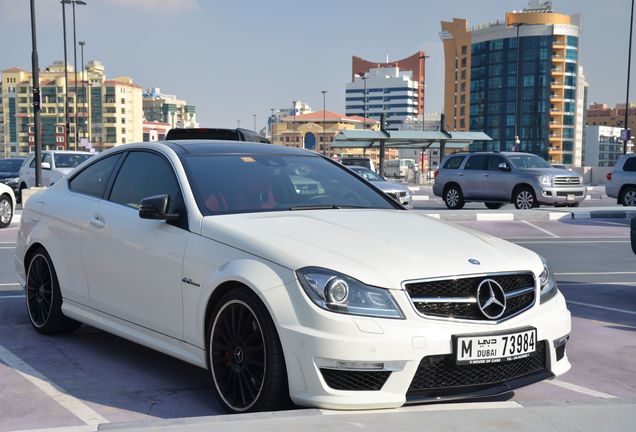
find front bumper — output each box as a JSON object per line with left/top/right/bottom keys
{"left": 535, "top": 185, "right": 587, "bottom": 205}
{"left": 271, "top": 280, "right": 571, "bottom": 410}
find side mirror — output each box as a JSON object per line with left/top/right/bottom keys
{"left": 139, "top": 194, "right": 179, "bottom": 221}
{"left": 631, "top": 217, "right": 636, "bottom": 255}
{"left": 41, "top": 162, "right": 51, "bottom": 170}
{"left": 498, "top": 162, "right": 511, "bottom": 172}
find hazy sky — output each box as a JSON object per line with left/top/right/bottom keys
{"left": 1, "top": 0, "right": 634, "bottom": 131}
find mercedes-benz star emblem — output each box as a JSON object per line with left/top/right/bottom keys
{"left": 476, "top": 279, "right": 507, "bottom": 319}
{"left": 468, "top": 259, "right": 480, "bottom": 265}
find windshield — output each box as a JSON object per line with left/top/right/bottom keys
{"left": 54, "top": 153, "right": 93, "bottom": 168}
{"left": 0, "top": 159, "right": 24, "bottom": 172}
{"left": 183, "top": 154, "right": 396, "bottom": 215}
{"left": 507, "top": 154, "right": 552, "bottom": 169}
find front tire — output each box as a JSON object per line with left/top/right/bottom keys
{"left": 26, "top": 248, "right": 80, "bottom": 334}
{"left": 444, "top": 185, "right": 465, "bottom": 209}
{"left": 0, "top": 194, "right": 13, "bottom": 228}
{"left": 621, "top": 187, "right": 636, "bottom": 206}
{"left": 513, "top": 187, "right": 538, "bottom": 210}
{"left": 208, "top": 287, "right": 289, "bottom": 413}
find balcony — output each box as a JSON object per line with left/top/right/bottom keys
{"left": 552, "top": 55, "right": 566, "bottom": 62}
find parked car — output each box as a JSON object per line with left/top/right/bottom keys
{"left": 17, "top": 140, "right": 571, "bottom": 413}
{"left": 0, "top": 157, "right": 26, "bottom": 196}
{"left": 18, "top": 150, "right": 93, "bottom": 195}
{"left": 605, "top": 153, "right": 636, "bottom": 206}
{"left": 631, "top": 217, "right": 636, "bottom": 254}
{"left": 347, "top": 165, "right": 413, "bottom": 208}
{"left": 433, "top": 151, "right": 586, "bottom": 209}
{"left": 384, "top": 158, "right": 418, "bottom": 178}
{"left": 340, "top": 156, "right": 376, "bottom": 173}
{"left": 166, "top": 127, "right": 270, "bottom": 143}
{"left": 0, "top": 182, "right": 16, "bottom": 228}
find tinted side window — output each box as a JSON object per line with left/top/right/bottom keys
{"left": 443, "top": 156, "right": 465, "bottom": 169}
{"left": 624, "top": 157, "right": 636, "bottom": 172}
{"left": 69, "top": 154, "right": 121, "bottom": 198}
{"left": 488, "top": 155, "right": 506, "bottom": 170}
{"left": 464, "top": 155, "right": 489, "bottom": 170}
{"left": 109, "top": 151, "right": 182, "bottom": 213}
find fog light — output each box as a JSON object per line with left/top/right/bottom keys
{"left": 325, "top": 278, "right": 349, "bottom": 303}
{"left": 543, "top": 190, "right": 553, "bottom": 197}
{"left": 553, "top": 334, "right": 569, "bottom": 361}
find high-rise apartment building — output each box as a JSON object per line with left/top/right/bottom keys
{"left": 142, "top": 88, "right": 198, "bottom": 129}
{"left": 1, "top": 61, "right": 143, "bottom": 155}
{"left": 346, "top": 66, "right": 420, "bottom": 129}
{"left": 440, "top": 0, "right": 584, "bottom": 165}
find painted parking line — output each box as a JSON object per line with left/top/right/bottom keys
{"left": 544, "top": 379, "right": 617, "bottom": 399}
{"left": 320, "top": 400, "right": 522, "bottom": 416}
{"left": 566, "top": 300, "right": 636, "bottom": 316}
{"left": 0, "top": 282, "right": 21, "bottom": 287}
{"left": 0, "top": 344, "right": 108, "bottom": 427}
{"left": 14, "top": 426, "right": 96, "bottom": 432}
{"left": 520, "top": 220, "right": 560, "bottom": 238}
{"left": 0, "top": 295, "right": 25, "bottom": 299}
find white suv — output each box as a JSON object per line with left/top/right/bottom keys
{"left": 19, "top": 150, "right": 93, "bottom": 193}
{"left": 606, "top": 154, "right": 636, "bottom": 206}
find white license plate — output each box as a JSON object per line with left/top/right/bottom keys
{"left": 567, "top": 194, "right": 575, "bottom": 201}
{"left": 454, "top": 328, "right": 537, "bottom": 365}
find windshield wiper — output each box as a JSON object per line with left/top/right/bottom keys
{"left": 290, "top": 204, "right": 341, "bottom": 210}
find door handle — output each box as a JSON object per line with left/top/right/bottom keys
{"left": 89, "top": 216, "right": 105, "bottom": 229}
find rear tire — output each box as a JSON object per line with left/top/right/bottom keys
{"left": 207, "top": 287, "right": 289, "bottom": 413}
{"left": 513, "top": 187, "right": 538, "bottom": 210}
{"left": 621, "top": 187, "right": 636, "bottom": 206}
{"left": 485, "top": 202, "right": 504, "bottom": 210}
{"left": 26, "top": 248, "right": 81, "bottom": 334}
{"left": 444, "top": 185, "right": 465, "bottom": 209}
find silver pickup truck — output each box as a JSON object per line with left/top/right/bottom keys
{"left": 433, "top": 151, "right": 586, "bottom": 210}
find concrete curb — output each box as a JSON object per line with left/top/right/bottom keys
{"left": 413, "top": 208, "right": 636, "bottom": 222}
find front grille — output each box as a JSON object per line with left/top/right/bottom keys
{"left": 407, "top": 341, "right": 547, "bottom": 397}
{"left": 405, "top": 273, "right": 535, "bottom": 321}
{"left": 554, "top": 176, "right": 581, "bottom": 185}
{"left": 320, "top": 368, "right": 391, "bottom": 391}
{"left": 556, "top": 191, "right": 584, "bottom": 197}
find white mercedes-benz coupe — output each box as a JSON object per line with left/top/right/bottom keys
{"left": 16, "top": 141, "right": 571, "bottom": 413}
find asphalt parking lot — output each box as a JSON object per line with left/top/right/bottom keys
{"left": 0, "top": 210, "right": 635, "bottom": 431}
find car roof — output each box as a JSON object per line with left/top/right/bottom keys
{"left": 162, "top": 140, "right": 317, "bottom": 156}
{"left": 447, "top": 151, "right": 534, "bottom": 157}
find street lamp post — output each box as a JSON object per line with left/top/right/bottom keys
{"left": 514, "top": 22, "right": 523, "bottom": 152}
{"left": 253, "top": 113, "right": 256, "bottom": 132}
{"left": 61, "top": 1, "right": 70, "bottom": 149}
{"left": 29, "top": 0, "right": 42, "bottom": 187}
{"left": 624, "top": 0, "right": 635, "bottom": 155}
{"left": 270, "top": 108, "right": 275, "bottom": 140}
{"left": 70, "top": 0, "right": 86, "bottom": 150}
{"left": 292, "top": 100, "right": 297, "bottom": 147}
{"left": 79, "top": 40, "right": 87, "bottom": 144}
{"left": 361, "top": 74, "right": 367, "bottom": 129}
{"left": 322, "top": 90, "right": 327, "bottom": 156}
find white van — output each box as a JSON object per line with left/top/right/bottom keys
{"left": 384, "top": 159, "right": 417, "bottom": 178}
{"left": 340, "top": 157, "right": 376, "bottom": 173}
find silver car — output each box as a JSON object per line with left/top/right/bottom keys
{"left": 347, "top": 166, "right": 413, "bottom": 208}
{"left": 605, "top": 154, "right": 636, "bottom": 206}
{"left": 433, "top": 152, "right": 586, "bottom": 210}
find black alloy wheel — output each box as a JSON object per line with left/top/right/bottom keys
{"left": 485, "top": 202, "right": 504, "bottom": 210}
{"left": 26, "top": 249, "right": 80, "bottom": 334}
{"left": 444, "top": 185, "right": 465, "bottom": 209}
{"left": 0, "top": 194, "right": 13, "bottom": 228}
{"left": 513, "top": 187, "right": 538, "bottom": 210}
{"left": 208, "top": 288, "right": 289, "bottom": 413}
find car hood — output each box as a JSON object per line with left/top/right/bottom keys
{"left": 518, "top": 168, "right": 579, "bottom": 177}
{"left": 0, "top": 172, "right": 19, "bottom": 178}
{"left": 200, "top": 210, "right": 541, "bottom": 289}
{"left": 371, "top": 181, "right": 410, "bottom": 193}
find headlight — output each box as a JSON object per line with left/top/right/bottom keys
{"left": 1, "top": 177, "right": 20, "bottom": 186}
{"left": 537, "top": 175, "right": 552, "bottom": 186}
{"left": 296, "top": 267, "right": 404, "bottom": 319}
{"left": 539, "top": 256, "right": 558, "bottom": 303}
